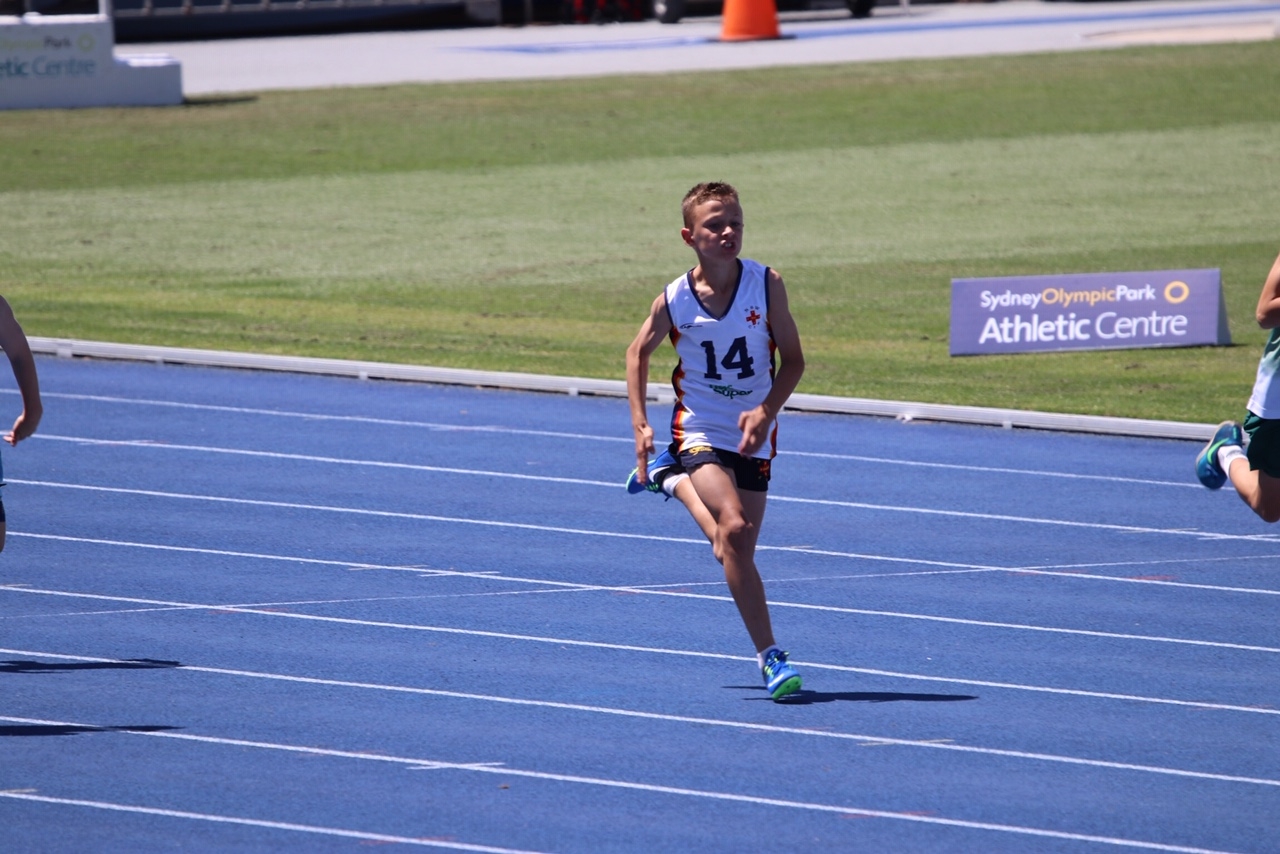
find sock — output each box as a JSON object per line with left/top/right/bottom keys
{"left": 756, "top": 644, "right": 781, "bottom": 669}
{"left": 1218, "top": 445, "right": 1246, "bottom": 477}
{"left": 661, "top": 471, "right": 688, "bottom": 498}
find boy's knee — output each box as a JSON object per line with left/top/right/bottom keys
{"left": 1254, "top": 473, "right": 1280, "bottom": 523}
{"left": 1257, "top": 504, "right": 1280, "bottom": 524}
{"left": 718, "top": 514, "right": 754, "bottom": 546}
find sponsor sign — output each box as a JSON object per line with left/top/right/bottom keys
{"left": 0, "top": 24, "right": 109, "bottom": 85}
{"left": 950, "top": 269, "right": 1229, "bottom": 356}
{"left": 1, "top": 13, "right": 181, "bottom": 109}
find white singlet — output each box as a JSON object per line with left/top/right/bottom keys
{"left": 1247, "top": 327, "right": 1280, "bottom": 419}
{"left": 663, "top": 258, "right": 777, "bottom": 460}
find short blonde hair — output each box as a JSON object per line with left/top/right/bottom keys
{"left": 681, "top": 182, "right": 739, "bottom": 228}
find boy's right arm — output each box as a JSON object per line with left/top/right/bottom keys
{"left": 1257, "top": 251, "right": 1280, "bottom": 330}
{"left": 626, "top": 293, "right": 672, "bottom": 484}
{"left": 0, "top": 296, "right": 42, "bottom": 447}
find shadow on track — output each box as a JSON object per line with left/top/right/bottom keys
{"left": 0, "top": 659, "right": 181, "bottom": 674}
{"left": 728, "top": 687, "right": 978, "bottom": 704}
{"left": 0, "top": 724, "right": 183, "bottom": 737}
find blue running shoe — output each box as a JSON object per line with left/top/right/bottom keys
{"left": 761, "top": 649, "right": 802, "bottom": 701}
{"left": 1195, "top": 420, "right": 1244, "bottom": 490}
{"left": 626, "top": 448, "right": 677, "bottom": 495}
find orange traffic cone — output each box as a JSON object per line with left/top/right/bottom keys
{"left": 720, "top": 0, "right": 780, "bottom": 41}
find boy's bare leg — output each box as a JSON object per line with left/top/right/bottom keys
{"left": 1227, "top": 459, "right": 1280, "bottom": 523}
{"left": 688, "top": 463, "right": 776, "bottom": 653}
{"left": 668, "top": 477, "right": 720, "bottom": 558}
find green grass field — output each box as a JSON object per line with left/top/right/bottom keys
{"left": 3, "top": 41, "right": 1279, "bottom": 422}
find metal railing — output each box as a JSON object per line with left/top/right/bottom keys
{"left": 112, "top": 0, "right": 448, "bottom": 19}
{"left": 1, "top": 0, "right": 102, "bottom": 15}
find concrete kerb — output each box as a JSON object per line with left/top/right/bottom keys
{"left": 28, "top": 336, "right": 1215, "bottom": 442}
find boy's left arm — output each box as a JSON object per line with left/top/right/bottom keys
{"left": 0, "top": 297, "right": 42, "bottom": 446}
{"left": 739, "top": 269, "right": 805, "bottom": 456}
{"left": 1256, "top": 250, "right": 1280, "bottom": 330}
{"left": 627, "top": 293, "right": 674, "bottom": 484}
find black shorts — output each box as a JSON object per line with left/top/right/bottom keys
{"left": 1244, "top": 412, "right": 1280, "bottom": 478}
{"left": 668, "top": 442, "right": 771, "bottom": 492}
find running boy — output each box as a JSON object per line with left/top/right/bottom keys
{"left": 625, "top": 182, "right": 806, "bottom": 701}
{"left": 0, "top": 295, "right": 43, "bottom": 552}
{"left": 1195, "top": 249, "right": 1280, "bottom": 522}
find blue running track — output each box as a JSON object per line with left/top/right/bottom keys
{"left": 3, "top": 355, "right": 1278, "bottom": 852}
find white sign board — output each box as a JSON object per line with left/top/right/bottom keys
{"left": 1, "top": 8, "right": 180, "bottom": 109}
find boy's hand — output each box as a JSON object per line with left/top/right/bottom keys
{"left": 738, "top": 406, "right": 771, "bottom": 457}
{"left": 4, "top": 409, "right": 40, "bottom": 446}
{"left": 633, "top": 423, "right": 655, "bottom": 484}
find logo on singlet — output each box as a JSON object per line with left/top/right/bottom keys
{"left": 710, "top": 384, "right": 753, "bottom": 399}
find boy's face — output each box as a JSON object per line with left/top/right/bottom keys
{"left": 682, "top": 196, "right": 744, "bottom": 262}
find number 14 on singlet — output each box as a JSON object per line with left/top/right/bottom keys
{"left": 699, "top": 337, "right": 755, "bottom": 380}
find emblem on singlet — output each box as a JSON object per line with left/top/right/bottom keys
{"left": 710, "top": 384, "right": 753, "bottom": 399}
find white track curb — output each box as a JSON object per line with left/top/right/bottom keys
{"left": 29, "top": 336, "right": 1214, "bottom": 442}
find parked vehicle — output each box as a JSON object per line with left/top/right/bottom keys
{"left": 109, "top": 0, "right": 492, "bottom": 42}
{"left": 652, "top": 0, "right": 875, "bottom": 24}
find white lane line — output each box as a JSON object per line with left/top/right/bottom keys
{"left": 0, "top": 787, "right": 1236, "bottom": 854}
{"left": 10, "top": 533, "right": 1279, "bottom": 653}
{"left": 11, "top": 576, "right": 1279, "bottom": 624}
{"left": 35, "top": 435, "right": 609, "bottom": 488}
{"left": 522, "top": 580, "right": 1280, "bottom": 654}
{"left": 19, "top": 391, "right": 622, "bottom": 443}
{"left": 766, "top": 565, "right": 1280, "bottom": 597}
{"left": 9, "top": 532, "right": 467, "bottom": 574}
{"left": 0, "top": 592, "right": 486, "bottom": 619}
{"left": 8, "top": 556, "right": 1278, "bottom": 655}
{"left": 1020, "top": 553, "right": 1280, "bottom": 576}
{"left": 0, "top": 605, "right": 199, "bottom": 619}
{"left": 18, "top": 532, "right": 1280, "bottom": 599}
{"left": 988, "top": 566, "right": 1280, "bottom": 597}
{"left": 3, "top": 484, "right": 1010, "bottom": 571}
{"left": 18, "top": 387, "right": 1201, "bottom": 492}
{"left": 34, "top": 429, "right": 1195, "bottom": 490}
{"left": 13, "top": 477, "right": 1280, "bottom": 551}
{"left": 7, "top": 681, "right": 1280, "bottom": 793}
{"left": 0, "top": 714, "right": 1271, "bottom": 850}
{"left": 785, "top": 450, "right": 1196, "bottom": 489}
{"left": 2, "top": 577, "right": 1276, "bottom": 716}
{"left": 34, "top": 433, "right": 1204, "bottom": 530}
{"left": 0, "top": 791, "right": 547, "bottom": 853}
{"left": 9, "top": 477, "right": 711, "bottom": 540}
{"left": 770, "top": 494, "right": 1280, "bottom": 543}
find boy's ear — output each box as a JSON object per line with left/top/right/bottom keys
{"left": 680, "top": 227, "right": 694, "bottom": 246}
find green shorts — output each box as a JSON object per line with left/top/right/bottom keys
{"left": 1243, "top": 412, "right": 1280, "bottom": 478}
